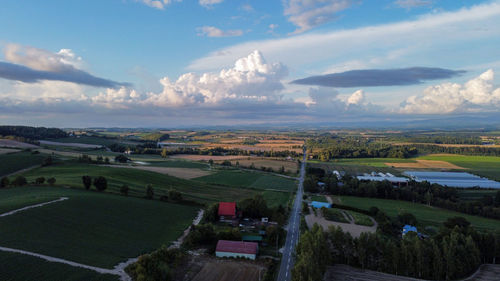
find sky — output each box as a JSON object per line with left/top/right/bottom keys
{"left": 0, "top": 0, "right": 499, "bottom": 128}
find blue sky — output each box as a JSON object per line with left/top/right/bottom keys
{"left": 1, "top": 0, "right": 499, "bottom": 127}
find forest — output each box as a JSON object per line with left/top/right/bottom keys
{"left": 0, "top": 126, "right": 67, "bottom": 140}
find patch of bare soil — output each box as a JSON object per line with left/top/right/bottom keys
{"left": 189, "top": 258, "right": 266, "bottom": 281}
{"left": 385, "top": 160, "right": 465, "bottom": 169}
{"left": 324, "top": 264, "right": 425, "bottom": 281}
{"left": 305, "top": 208, "right": 376, "bottom": 238}
{"left": 462, "top": 264, "right": 500, "bottom": 281}
{"left": 102, "top": 165, "right": 212, "bottom": 179}
{"left": 170, "top": 155, "right": 257, "bottom": 161}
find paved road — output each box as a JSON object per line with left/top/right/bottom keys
{"left": 277, "top": 146, "right": 306, "bottom": 281}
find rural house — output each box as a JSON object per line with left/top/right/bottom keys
{"left": 215, "top": 240, "right": 258, "bottom": 260}
{"left": 218, "top": 202, "right": 237, "bottom": 222}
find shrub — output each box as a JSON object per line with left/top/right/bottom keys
{"left": 12, "top": 176, "right": 27, "bottom": 186}
{"left": 160, "top": 195, "right": 169, "bottom": 202}
{"left": 168, "top": 189, "right": 182, "bottom": 202}
{"left": 93, "top": 176, "right": 107, "bottom": 191}
{"left": 35, "top": 177, "right": 46, "bottom": 184}
{"left": 47, "top": 177, "right": 56, "bottom": 186}
{"left": 1, "top": 177, "right": 10, "bottom": 188}
{"left": 82, "top": 175, "right": 92, "bottom": 190}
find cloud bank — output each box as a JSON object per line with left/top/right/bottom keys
{"left": 291, "top": 67, "right": 465, "bottom": 87}
{"left": 401, "top": 69, "right": 500, "bottom": 114}
{"left": 0, "top": 44, "right": 129, "bottom": 88}
{"left": 395, "top": 0, "right": 432, "bottom": 9}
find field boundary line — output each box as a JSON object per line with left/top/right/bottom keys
{"left": 0, "top": 197, "right": 68, "bottom": 217}
{"left": 0, "top": 246, "right": 131, "bottom": 280}
{"left": 2, "top": 164, "right": 41, "bottom": 178}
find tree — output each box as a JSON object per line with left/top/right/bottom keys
{"left": 47, "top": 177, "right": 56, "bottom": 186}
{"left": 35, "top": 177, "right": 45, "bottom": 184}
{"left": 161, "top": 148, "right": 168, "bottom": 158}
{"left": 443, "top": 217, "right": 470, "bottom": 229}
{"left": 93, "top": 176, "right": 107, "bottom": 191}
{"left": 104, "top": 157, "right": 110, "bottom": 164}
{"left": 168, "top": 189, "right": 182, "bottom": 201}
{"left": 0, "top": 177, "right": 9, "bottom": 188}
{"left": 120, "top": 185, "right": 129, "bottom": 196}
{"left": 203, "top": 203, "right": 219, "bottom": 223}
{"left": 82, "top": 175, "right": 92, "bottom": 190}
{"left": 12, "top": 176, "right": 27, "bottom": 186}
{"left": 146, "top": 184, "right": 154, "bottom": 199}
{"left": 208, "top": 159, "right": 214, "bottom": 167}
{"left": 398, "top": 212, "right": 417, "bottom": 226}
{"left": 114, "top": 155, "right": 129, "bottom": 163}
{"left": 495, "top": 190, "right": 500, "bottom": 206}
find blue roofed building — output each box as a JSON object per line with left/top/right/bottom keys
{"left": 310, "top": 201, "right": 332, "bottom": 209}
{"left": 402, "top": 225, "right": 419, "bottom": 237}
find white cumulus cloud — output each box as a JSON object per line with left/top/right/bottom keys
{"left": 197, "top": 26, "right": 244, "bottom": 37}
{"left": 4, "top": 43, "right": 83, "bottom": 72}
{"left": 346, "top": 90, "right": 365, "bottom": 105}
{"left": 401, "top": 69, "right": 500, "bottom": 114}
{"left": 138, "top": 0, "right": 179, "bottom": 10}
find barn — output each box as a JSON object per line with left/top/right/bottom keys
{"left": 218, "top": 202, "right": 236, "bottom": 222}
{"left": 215, "top": 240, "right": 258, "bottom": 260}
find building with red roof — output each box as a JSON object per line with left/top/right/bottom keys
{"left": 218, "top": 202, "right": 236, "bottom": 222}
{"left": 215, "top": 240, "right": 258, "bottom": 260}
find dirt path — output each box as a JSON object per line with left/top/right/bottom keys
{"left": 305, "top": 208, "right": 377, "bottom": 238}
{"left": 170, "top": 209, "right": 205, "bottom": 249}
{"left": 461, "top": 264, "right": 500, "bottom": 281}
{"left": 0, "top": 197, "right": 68, "bottom": 217}
{"left": 2, "top": 164, "right": 41, "bottom": 178}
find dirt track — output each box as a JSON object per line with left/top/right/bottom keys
{"left": 385, "top": 159, "right": 465, "bottom": 169}
{"left": 305, "top": 208, "right": 376, "bottom": 238}
{"left": 0, "top": 139, "right": 38, "bottom": 148}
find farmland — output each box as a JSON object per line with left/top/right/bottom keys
{"left": 417, "top": 154, "right": 500, "bottom": 181}
{"left": 0, "top": 251, "right": 118, "bottom": 281}
{"left": 195, "top": 169, "right": 296, "bottom": 192}
{"left": 0, "top": 151, "right": 48, "bottom": 176}
{"left": 338, "top": 196, "right": 500, "bottom": 232}
{"left": 0, "top": 186, "right": 198, "bottom": 268}
{"left": 19, "top": 163, "right": 260, "bottom": 204}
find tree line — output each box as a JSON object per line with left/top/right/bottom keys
{"left": 304, "top": 170, "right": 500, "bottom": 220}
{"left": 0, "top": 125, "right": 67, "bottom": 140}
{"left": 293, "top": 216, "right": 500, "bottom": 281}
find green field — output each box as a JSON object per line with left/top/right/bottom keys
{"left": 339, "top": 196, "right": 500, "bottom": 232}
{"left": 146, "top": 159, "right": 208, "bottom": 169}
{"left": 19, "top": 163, "right": 259, "bottom": 204}
{"left": 0, "top": 251, "right": 118, "bottom": 281}
{"left": 195, "top": 169, "right": 296, "bottom": 191}
{"left": 0, "top": 151, "right": 48, "bottom": 176}
{"left": 46, "top": 136, "right": 134, "bottom": 147}
{"left": 322, "top": 208, "right": 348, "bottom": 223}
{"left": 346, "top": 210, "right": 374, "bottom": 226}
{"left": 261, "top": 190, "right": 294, "bottom": 208}
{"left": 417, "top": 154, "right": 500, "bottom": 181}
{"left": 0, "top": 186, "right": 198, "bottom": 268}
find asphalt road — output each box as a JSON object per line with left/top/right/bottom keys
{"left": 277, "top": 146, "right": 306, "bottom": 281}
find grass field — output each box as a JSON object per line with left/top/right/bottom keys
{"left": 261, "top": 190, "right": 294, "bottom": 208}
{"left": 417, "top": 154, "right": 500, "bottom": 181}
{"left": 0, "top": 186, "right": 198, "bottom": 268}
{"left": 146, "top": 159, "right": 208, "bottom": 169}
{"left": 194, "top": 169, "right": 296, "bottom": 192}
{"left": 46, "top": 136, "right": 134, "bottom": 147}
{"left": 347, "top": 211, "right": 374, "bottom": 226}
{"left": 322, "top": 208, "right": 349, "bottom": 223}
{"left": 0, "top": 151, "right": 48, "bottom": 176}
{"left": 220, "top": 158, "right": 298, "bottom": 175}
{"left": 339, "top": 196, "right": 500, "bottom": 232}
{"left": 0, "top": 251, "right": 118, "bottom": 281}
{"left": 19, "top": 163, "right": 260, "bottom": 204}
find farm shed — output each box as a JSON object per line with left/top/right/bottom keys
{"left": 402, "top": 225, "right": 418, "bottom": 236}
{"left": 216, "top": 240, "right": 258, "bottom": 260}
{"left": 242, "top": 235, "right": 263, "bottom": 243}
{"left": 311, "top": 201, "right": 332, "bottom": 209}
{"left": 218, "top": 202, "right": 236, "bottom": 222}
